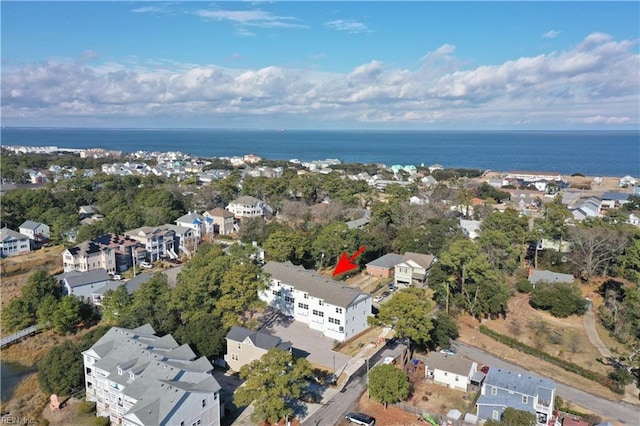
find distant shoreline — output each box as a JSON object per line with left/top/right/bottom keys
{"left": 2, "top": 128, "right": 637, "bottom": 177}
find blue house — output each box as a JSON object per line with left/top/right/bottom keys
{"left": 477, "top": 367, "right": 556, "bottom": 425}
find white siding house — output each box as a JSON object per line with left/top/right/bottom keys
{"left": 261, "top": 261, "right": 373, "bottom": 342}
{"left": 0, "top": 228, "right": 31, "bottom": 257}
{"left": 421, "top": 352, "right": 478, "bottom": 392}
{"left": 83, "top": 325, "right": 221, "bottom": 426}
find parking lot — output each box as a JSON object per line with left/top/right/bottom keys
{"left": 261, "top": 315, "right": 352, "bottom": 372}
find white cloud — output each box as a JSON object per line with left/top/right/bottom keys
{"left": 542, "top": 30, "right": 561, "bottom": 39}
{"left": 324, "top": 19, "right": 371, "bottom": 34}
{"left": 1, "top": 32, "right": 638, "bottom": 128}
{"left": 195, "top": 9, "right": 305, "bottom": 29}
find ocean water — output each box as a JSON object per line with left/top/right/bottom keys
{"left": 1, "top": 128, "right": 638, "bottom": 177}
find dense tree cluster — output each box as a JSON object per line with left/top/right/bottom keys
{"left": 368, "top": 364, "right": 411, "bottom": 408}
{"left": 529, "top": 283, "right": 588, "bottom": 318}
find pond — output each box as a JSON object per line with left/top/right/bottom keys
{"left": 1, "top": 361, "right": 35, "bottom": 402}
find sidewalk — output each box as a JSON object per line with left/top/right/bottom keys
{"left": 230, "top": 327, "right": 393, "bottom": 425}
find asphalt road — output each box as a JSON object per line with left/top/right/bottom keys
{"left": 450, "top": 341, "right": 640, "bottom": 425}
{"left": 302, "top": 344, "right": 404, "bottom": 426}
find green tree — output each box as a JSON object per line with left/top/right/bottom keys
{"left": 234, "top": 349, "right": 312, "bottom": 424}
{"left": 22, "top": 270, "right": 62, "bottom": 312}
{"left": 368, "top": 364, "right": 411, "bottom": 408}
{"left": 123, "top": 274, "right": 177, "bottom": 334}
{"left": 263, "top": 228, "right": 310, "bottom": 263}
{"left": 37, "top": 294, "right": 60, "bottom": 327}
{"left": 2, "top": 298, "right": 33, "bottom": 332}
{"left": 485, "top": 408, "right": 536, "bottom": 425}
{"left": 173, "top": 314, "right": 227, "bottom": 360}
{"left": 311, "top": 223, "right": 357, "bottom": 269}
{"left": 238, "top": 217, "right": 267, "bottom": 244}
{"left": 38, "top": 341, "right": 84, "bottom": 395}
{"left": 215, "top": 263, "right": 267, "bottom": 329}
{"left": 100, "top": 285, "right": 133, "bottom": 325}
{"left": 51, "top": 296, "right": 83, "bottom": 335}
{"left": 370, "top": 287, "right": 433, "bottom": 348}
{"left": 428, "top": 314, "right": 460, "bottom": 350}
{"left": 171, "top": 244, "right": 229, "bottom": 323}
{"left": 530, "top": 283, "right": 587, "bottom": 318}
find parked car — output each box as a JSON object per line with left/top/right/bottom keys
{"left": 111, "top": 274, "right": 122, "bottom": 280}
{"left": 388, "top": 284, "right": 396, "bottom": 292}
{"left": 345, "top": 412, "right": 376, "bottom": 426}
{"left": 439, "top": 348, "right": 456, "bottom": 356}
{"left": 373, "top": 295, "right": 384, "bottom": 303}
{"left": 480, "top": 365, "right": 490, "bottom": 374}
{"left": 381, "top": 291, "right": 391, "bottom": 298}
{"left": 139, "top": 261, "right": 153, "bottom": 269}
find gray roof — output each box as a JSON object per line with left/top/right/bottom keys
{"left": 19, "top": 220, "right": 45, "bottom": 231}
{"left": 230, "top": 195, "right": 261, "bottom": 206}
{"left": 91, "top": 273, "right": 151, "bottom": 296}
{"left": 84, "top": 325, "right": 219, "bottom": 425}
{"left": 528, "top": 269, "right": 574, "bottom": 285}
{"left": 346, "top": 217, "right": 370, "bottom": 229}
{"left": 401, "top": 252, "right": 437, "bottom": 269}
{"left": 262, "top": 261, "right": 370, "bottom": 308}
{"left": 421, "top": 352, "right": 475, "bottom": 377}
{"left": 64, "top": 268, "right": 111, "bottom": 288}
{"left": 226, "top": 326, "right": 292, "bottom": 351}
{"left": 175, "top": 212, "right": 205, "bottom": 225}
{"left": 602, "top": 192, "right": 630, "bottom": 201}
{"left": 0, "top": 227, "right": 29, "bottom": 242}
{"left": 484, "top": 367, "right": 555, "bottom": 398}
{"left": 366, "top": 253, "right": 403, "bottom": 269}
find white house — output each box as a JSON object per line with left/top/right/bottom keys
{"left": 261, "top": 261, "right": 373, "bottom": 342}
{"left": 124, "top": 226, "right": 178, "bottom": 262}
{"left": 175, "top": 211, "right": 206, "bottom": 240}
{"left": 56, "top": 268, "right": 111, "bottom": 301}
{"left": 226, "top": 196, "right": 271, "bottom": 219}
{"left": 19, "top": 220, "right": 50, "bottom": 244}
{"left": 394, "top": 252, "right": 437, "bottom": 287}
{"left": 83, "top": 325, "right": 221, "bottom": 426}
{"left": 62, "top": 241, "right": 117, "bottom": 274}
{"left": 0, "top": 227, "right": 31, "bottom": 257}
{"left": 421, "top": 352, "right": 478, "bottom": 392}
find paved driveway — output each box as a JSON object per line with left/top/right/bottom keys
{"left": 261, "top": 317, "right": 351, "bottom": 373}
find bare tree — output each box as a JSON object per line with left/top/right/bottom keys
{"left": 279, "top": 200, "right": 310, "bottom": 230}
{"left": 567, "top": 225, "right": 627, "bottom": 279}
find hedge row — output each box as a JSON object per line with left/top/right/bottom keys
{"left": 478, "top": 325, "right": 623, "bottom": 394}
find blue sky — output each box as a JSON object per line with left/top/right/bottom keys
{"left": 2, "top": 1, "right": 639, "bottom": 130}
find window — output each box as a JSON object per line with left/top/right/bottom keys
{"left": 318, "top": 300, "right": 324, "bottom": 306}
{"left": 522, "top": 395, "right": 528, "bottom": 404}
{"left": 117, "top": 367, "right": 122, "bottom": 375}
{"left": 312, "top": 310, "right": 324, "bottom": 317}
{"left": 328, "top": 318, "right": 341, "bottom": 325}
{"left": 202, "top": 399, "right": 206, "bottom": 408}
{"left": 298, "top": 303, "right": 309, "bottom": 309}
{"left": 492, "top": 410, "right": 499, "bottom": 420}
{"left": 272, "top": 290, "right": 282, "bottom": 297}
{"left": 231, "top": 354, "right": 239, "bottom": 361}
{"left": 336, "top": 307, "right": 343, "bottom": 314}
{"left": 491, "top": 386, "right": 497, "bottom": 396}
{"left": 129, "top": 371, "right": 135, "bottom": 380}
{"left": 237, "top": 343, "right": 242, "bottom": 349}
{"left": 285, "top": 296, "right": 295, "bottom": 303}
{"left": 303, "top": 293, "right": 308, "bottom": 299}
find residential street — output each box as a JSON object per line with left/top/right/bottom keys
{"left": 450, "top": 341, "right": 640, "bottom": 425}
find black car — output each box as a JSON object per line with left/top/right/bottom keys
{"left": 345, "top": 412, "right": 376, "bottom": 426}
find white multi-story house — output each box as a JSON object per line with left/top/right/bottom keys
{"left": 203, "top": 208, "right": 236, "bottom": 236}
{"left": 19, "top": 220, "right": 50, "bottom": 244}
{"left": 226, "top": 196, "right": 271, "bottom": 219}
{"left": 476, "top": 367, "right": 556, "bottom": 426}
{"left": 0, "top": 227, "right": 32, "bottom": 257}
{"left": 175, "top": 211, "right": 206, "bottom": 240}
{"left": 394, "top": 252, "right": 438, "bottom": 287}
{"left": 83, "top": 324, "right": 221, "bottom": 426}
{"left": 124, "top": 226, "right": 177, "bottom": 262}
{"left": 63, "top": 241, "right": 116, "bottom": 274}
{"left": 260, "top": 261, "right": 373, "bottom": 342}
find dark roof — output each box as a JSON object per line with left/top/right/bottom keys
{"left": 64, "top": 268, "right": 111, "bottom": 288}
{"left": 226, "top": 326, "right": 292, "bottom": 351}
{"left": 262, "top": 261, "right": 369, "bottom": 308}
{"left": 66, "top": 241, "right": 109, "bottom": 256}
{"left": 366, "top": 253, "right": 403, "bottom": 269}
{"left": 484, "top": 367, "right": 555, "bottom": 397}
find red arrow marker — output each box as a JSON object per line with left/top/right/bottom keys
{"left": 333, "top": 246, "right": 366, "bottom": 276}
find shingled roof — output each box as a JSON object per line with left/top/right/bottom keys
{"left": 262, "top": 261, "right": 369, "bottom": 308}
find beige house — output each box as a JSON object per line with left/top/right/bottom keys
{"left": 224, "top": 326, "right": 292, "bottom": 372}
{"left": 394, "top": 252, "right": 437, "bottom": 287}
{"left": 63, "top": 241, "right": 116, "bottom": 274}
{"left": 204, "top": 207, "right": 236, "bottom": 236}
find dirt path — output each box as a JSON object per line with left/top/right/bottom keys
{"left": 584, "top": 307, "right": 613, "bottom": 359}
